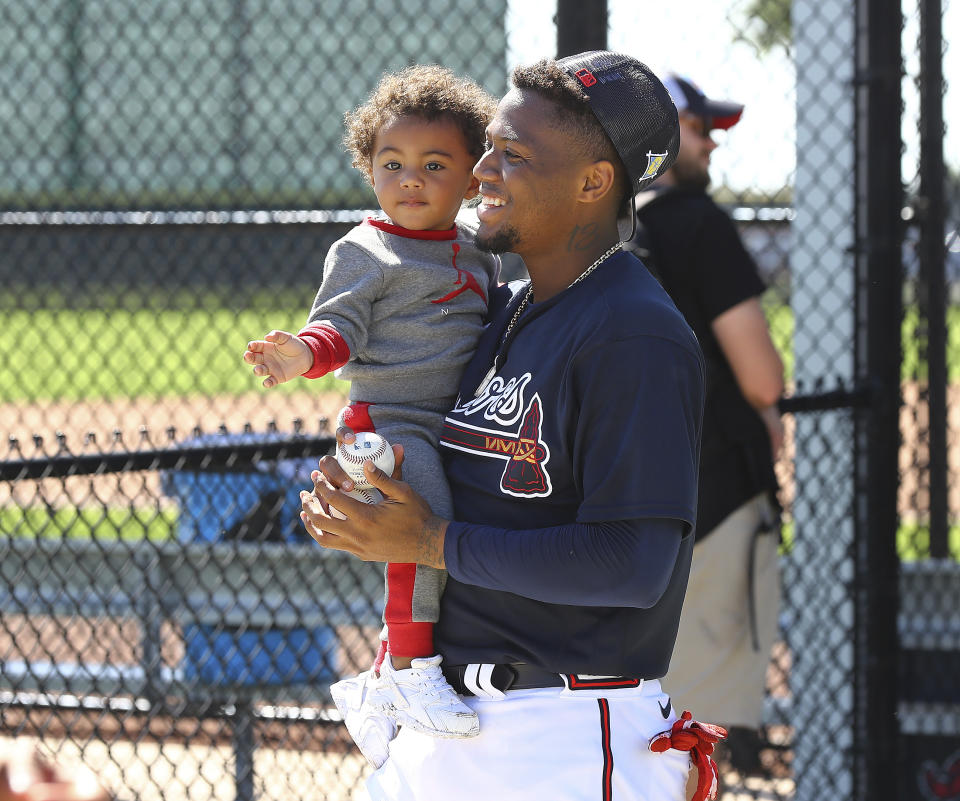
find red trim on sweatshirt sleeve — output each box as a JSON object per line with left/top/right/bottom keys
{"left": 297, "top": 322, "right": 351, "bottom": 379}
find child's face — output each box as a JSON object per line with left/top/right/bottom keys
{"left": 369, "top": 115, "right": 480, "bottom": 231}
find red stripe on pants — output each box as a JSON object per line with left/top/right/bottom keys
{"left": 598, "top": 698, "right": 613, "bottom": 800}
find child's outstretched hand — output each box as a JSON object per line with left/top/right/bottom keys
{"left": 243, "top": 330, "right": 313, "bottom": 388}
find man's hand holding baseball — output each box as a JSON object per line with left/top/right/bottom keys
{"left": 299, "top": 430, "right": 448, "bottom": 569}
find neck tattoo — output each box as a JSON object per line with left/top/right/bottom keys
{"left": 474, "top": 241, "right": 622, "bottom": 397}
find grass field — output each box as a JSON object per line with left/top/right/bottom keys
{"left": 0, "top": 505, "right": 177, "bottom": 541}
{"left": 2, "top": 306, "right": 348, "bottom": 403}
{"left": 901, "top": 304, "right": 960, "bottom": 382}
{"left": 4, "top": 505, "right": 957, "bottom": 561}
{"left": 3, "top": 302, "right": 958, "bottom": 403}
{"left": 778, "top": 520, "right": 960, "bottom": 561}
{"left": 762, "top": 302, "right": 960, "bottom": 385}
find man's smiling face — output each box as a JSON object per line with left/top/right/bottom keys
{"left": 473, "top": 89, "right": 589, "bottom": 259}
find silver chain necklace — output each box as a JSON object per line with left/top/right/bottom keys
{"left": 474, "top": 241, "right": 622, "bottom": 397}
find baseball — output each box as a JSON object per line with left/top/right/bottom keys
{"left": 329, "top": 486, "right": 385, "bottom": 520}
{"left": 336, "top": 431, "right": 395, "bottom": 488}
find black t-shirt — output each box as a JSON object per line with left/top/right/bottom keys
{"left": 635, "top": 188, "right": 779, "bottom": 539}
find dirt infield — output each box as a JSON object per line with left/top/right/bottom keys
{"left": 899, "top": 381, "right": 960, "bottom": 522}
{"left": 777, "top": 381, "right": 960, "bottom": 523}
{"left": 1, "top": 390, "right": 347, "bottom": 453}
{"left": 4, "top": 381, "right": 956, "bottom": 521}
{"left": 0, "top": 390, "right": 348, "bottom": 511}
{"left": 0, "top": 733, "right": 373, "bottom": 801}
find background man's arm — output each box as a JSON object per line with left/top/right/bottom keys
{"left": 712, "top": 297, "right": 785, "bottom": 456}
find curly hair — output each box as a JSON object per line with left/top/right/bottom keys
{"left": 511, "top": 59, "right": 629, "bottom": 207}
{"left": 344, "top": 65, "right": 497, "bottom": 183}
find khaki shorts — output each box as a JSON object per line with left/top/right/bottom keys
{"left": 663, "top": 493, "right": 781, "bottom": 728}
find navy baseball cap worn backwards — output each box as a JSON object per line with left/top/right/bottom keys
{"left": 557, "top": 51, "right": 680, "bottom": 240}
{"left": 663, "top": 74, "right": 744, "bottom": 131}
{"left": 557, "top": 51, "right": 680, "bottom": 195}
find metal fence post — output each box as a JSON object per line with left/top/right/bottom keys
{"left": 918, "top": 0, "right": 948, "bottom": 558}
{"left": 854, "top": 0, "right": 903, "bottom": 797}
{"left": 555, "top": 0, "right": 607, "bottom": 57}
{"left": 790, "top": 2, "right": 858, "bottom": 798}
{"left": 234, "top": 702, "right": 256, "bottom": 801}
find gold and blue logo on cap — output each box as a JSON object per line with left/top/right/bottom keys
{"left": 641, "top": 150, "right": 669, "bottom": 181}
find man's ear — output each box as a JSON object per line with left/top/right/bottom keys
{"left": 579, "top": 160, "right": 617, "bottom": 204}
{"left": 463, "top": 174, "right": 481, "bottom": 201}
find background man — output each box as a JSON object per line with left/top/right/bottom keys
{"left": 630, "top": 73, "right": 785, "bottom": 778}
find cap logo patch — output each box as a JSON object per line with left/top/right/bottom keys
{"left": 574, "top": 69, "right": 597, "bottom": 88}
{"left": 641, "top": 150, "right": 669, "bottom": 181}
{"left": 596, "top": 69, "right": 623, "bottom": 85}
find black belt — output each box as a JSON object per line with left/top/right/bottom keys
{"left": 443, "top": 663, "right": 563, "bottom": 695}
{"left": 443, "top": 663, "right": 642, "bottom": 696}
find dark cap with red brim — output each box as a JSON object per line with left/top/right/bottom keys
{"left": 663, "top": 74, "right": 744, "bottom": 131}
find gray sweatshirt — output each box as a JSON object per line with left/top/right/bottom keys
{"left": 307, "top": 213, "right": 500, "bottom": 408}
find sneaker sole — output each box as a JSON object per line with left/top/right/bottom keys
{"left": 330, "top": 683, "right": 396, "bottom": 768}
{"left": 378, "top": 703, "right": 479, "bottom": 739}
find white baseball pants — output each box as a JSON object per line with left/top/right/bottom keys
{"left": 365, "top": 679, "right": 690, "bottom": 801}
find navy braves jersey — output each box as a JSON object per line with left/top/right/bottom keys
{"left": 436, "top": 250, "right": 705, "bottom": 678}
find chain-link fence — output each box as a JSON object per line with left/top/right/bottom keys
{"left": 1, "top": 1, "right": 958, "bottom": 799}
{"left": 1, "top": 3, "right": 510, "bottom": 799}
{"left": 897, "top": 0, "right": 960, "bottom": 796}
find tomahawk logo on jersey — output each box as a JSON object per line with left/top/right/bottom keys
{"left": 442, "top": 373, "right": 552, "bottom": 497}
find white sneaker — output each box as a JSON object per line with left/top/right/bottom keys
{"left": 330, "top": 671, "right": 398, "bottom": 768}
{"left": 368, "top": 655, "right": 479, "bottom": 739}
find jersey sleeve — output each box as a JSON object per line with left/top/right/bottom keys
{"left": 570, "top": 334, "right": 704, "bottom": 529}
{"left": 305, "top": 238, "right": 385, "bottom": 356}
{"left": 444, "top": 517, "right": 683, "bottom": 607}
{"left": 692, "top": 206, "right": 766, "bottom": 321}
